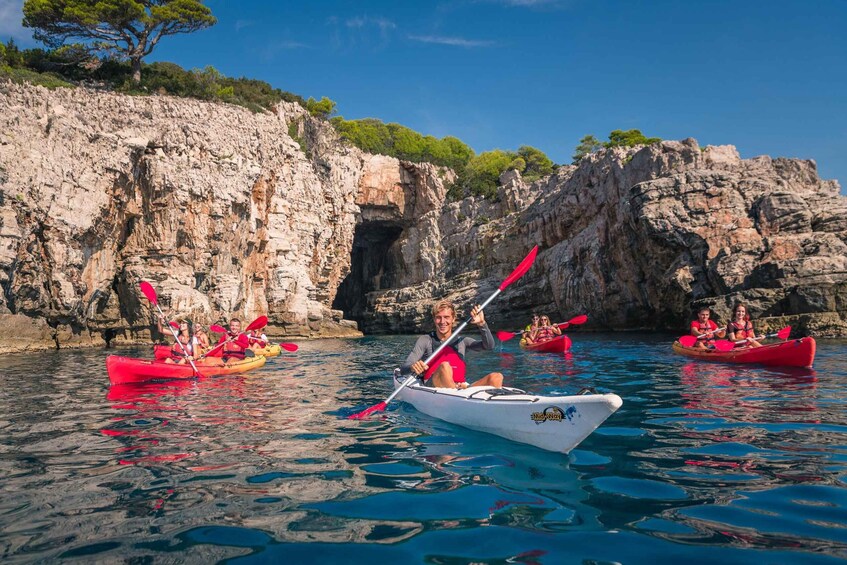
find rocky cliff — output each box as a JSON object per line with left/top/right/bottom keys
{"left": 360, "top": 141, "right": 847, "bottom": 337}
{"left": 1, "top": 81, "right": 845, "bottom": 354}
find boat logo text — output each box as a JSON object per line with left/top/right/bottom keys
{"left": 531, "top": 406, "right": 577, "bottom": 424}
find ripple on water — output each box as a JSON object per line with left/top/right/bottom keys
{"left": 1, "top": 336, "right": 846, "bottom": 562}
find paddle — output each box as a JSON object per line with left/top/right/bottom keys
{"left": 140, "top": 281, "right": 202, "bottom": 376}
{"left": 199, "top": 316, "right": 268, "bottom": 359}
{"left": 247, "top": 320, "right": 299, "bottom": 350}
{"left": 197, "top": 333, "right": 251, "bottom": 359}
{"left": 349, "top": 245, "right": 539, "bottom": 420}
{"left": 678, "top": 326, "right": 727, "bottom": 348}
{"left": 496, "top": 314, "right": 588, "bottom": 342}
{"left": 712, "top": 326, "right": 792, "bottom": 351}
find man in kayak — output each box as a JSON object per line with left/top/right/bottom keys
{"left": 216, "top": 318, "right": 249, "bottom": 359}
{"left": 520, "top": 313, "right": 541, "bottom": 346}
{"left": 401, "top": 300, "right": 504, "bottom": 390}
{"left": 690, "top": 307, "right": 725, "bottom": 349}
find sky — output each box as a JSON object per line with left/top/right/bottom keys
{"left": 2, "top": 0, "right": 845, "bottom": 192}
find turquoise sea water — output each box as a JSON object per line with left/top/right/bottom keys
{"left": 0, "top": 333, "right": 845, "bottom": 563}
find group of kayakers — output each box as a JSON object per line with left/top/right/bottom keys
{"left": 519, "top": 312, "right": 562, "bottom": 346}
{"left": 157, "top": 315, "right": 269, "bottom": 364}
{"left": 689, "top": 302, "right": 762, "bottom": 349}
{"left": 400, "top": 298, "right": 778, "bottom": 392}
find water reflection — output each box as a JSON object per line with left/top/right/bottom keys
{"left": 0, "top": 336, "right": 845, "bottom": 562}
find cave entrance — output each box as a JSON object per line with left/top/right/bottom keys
{"left": 332, "top": 222, "right": 403, "bottom": 331}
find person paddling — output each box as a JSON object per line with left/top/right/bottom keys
{"left": 727, "top": 302, "right": 761, "bottom": 348}
{"left": 690, "top": 307, "right": 724, "bottom": 349}
{"left": 520, "top": 313, "right": 541, "bottom": 346}
{"left": 161, "top": 319, "right": 195, "bottom": 364}
{"left": 401, "top": 300, "right": 504, "bottom": 390}
{"left": 529, "top": 315, "right": 562, "bottom": 344}
{"left": 247, "top": 327, "right": 269, "bottom": 350}
{"left": 192, "top": 324, "right": 211, "bottom": 356}
{"left": 217, "top": 318, "right": 248, "bottom": 359}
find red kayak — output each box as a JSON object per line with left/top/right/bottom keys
{"left": 106, "top": 354, "right": 267, "bottom": 385}
{"left": 672, "top": 337, "right": 816, "bottom": 368}
{"left": 520, "top": 334, "right": 572, "bottom": 354}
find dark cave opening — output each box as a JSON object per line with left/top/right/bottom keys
{"left": 332, "top": 222, "right": 403, "bottom": 331}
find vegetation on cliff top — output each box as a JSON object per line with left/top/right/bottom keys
{"left": 1, "top": 36, "right": 659, "bottom": 202}
{"left": 573, "top": 130, "right": 662, "bottom": 163}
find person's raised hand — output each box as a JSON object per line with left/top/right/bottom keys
{"left": 470, "top": 304, "right": 485, "bottom": 326}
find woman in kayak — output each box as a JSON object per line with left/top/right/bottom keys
{"left": 529, "top": 315, "right": 562, "bottom": 344}
{"left": 726, "top": 302, "right": 762, "bottom": 348}
{"left": 690, "top": 307, "right": 725, "bottom": 348}
{"left": 164, "top": 320, "right": 195, "bottom": 364}
{"left": 247, "top": 328, "right": 269, "bottom": 350}
{"left": 192, "top": 324, "right": 211, "bottom": 356}
{"left": 401, "top": 300, "right": 504, "bottom": 390}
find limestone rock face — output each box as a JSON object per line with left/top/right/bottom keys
{"left": 362, "top": 139, "right": 846, "bottom": 337}
{"left": 0, "top": 82, "right": 375, "bottom": 352}
{"left": 1, "top": 82, "right": 845, "bottom": 355}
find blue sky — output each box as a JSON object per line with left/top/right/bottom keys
{"left": 2, "top": 0, "right": 845, "bottom": 191}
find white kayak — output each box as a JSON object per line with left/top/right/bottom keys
{"left": 392, "top": 371, "right": 623, "bottom": 454}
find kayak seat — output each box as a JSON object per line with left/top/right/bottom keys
{"left": 577, "top": 387, "right": 598, "bottom": 395}
{"left": 480, "top": 387, "right": 528, "bottom": 397}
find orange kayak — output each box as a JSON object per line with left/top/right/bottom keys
{"left": 672, "top": 337, "right": 816, "bottom": 368}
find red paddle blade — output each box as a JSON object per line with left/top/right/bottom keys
{"left": 712, "top": 340, "right": 735, "bottom": 352}
{"left": 210, "top": 325, "right": 227, "bottom": 333}
{"left": 776, "top": 326, "right": 791, "bottom": 340}
{"left": 678, "top": 335, "right": 697, "bottom": 347}
{"left": 566, "top": 314, "right": 588, "bottom": 326}
{"left": 169, "top": 321, "right": 180, "bottom": 330}
{"left": 245, "top": 315, "right": 268, "bottom": 332}
{"left": 348, "top": 401, "right": 387, "bottom": 420}
{"left": 496, "top": 330, "right": 516, "bottom": 341}
{"left": 280, "top": 342, "right": 299, "bottom": 352}
{"left": 499, "top": 246, "right": 538, "bottom": 291}
{"left": 139, "top": 281, "right": 158, "bottom": 305}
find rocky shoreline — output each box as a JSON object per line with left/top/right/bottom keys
{"left": 1, "top": 81, "right": 845, "bottom": 354}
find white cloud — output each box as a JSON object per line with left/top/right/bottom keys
{"left": 259, "top": 39, "right": 309, "bottom": 61}
{"left": 345, "top": 16, "right": 396, "bottom": 32}
{"left": 408, "top": 34, "right": 495, "bottom": 47}
{"left": 234, "top": 19, "right": 254, "bottom": 32}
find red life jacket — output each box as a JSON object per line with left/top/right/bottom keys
{"left": 423, "top": 345, "right": 466, "bottom": 383}
{"left": 729, "top": 321, "right": 754, "bottom": 340}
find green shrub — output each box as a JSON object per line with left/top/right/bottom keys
{"left": 331, "top": 117, "right": 475, "bottom": 169}
{"left": 1, "top": 40, "right": 23, "bottom": 68}
{"left": 0, "top": 64, "right": 72, "bottom": 88}
{"left": 305, "top": 96, "right": 336, "bottom": 118}
{"left": 573, "top": 130, "right": 661, "bottom": 164}
{"left": 605, "top": 129, "right": 661, "bottom": 148}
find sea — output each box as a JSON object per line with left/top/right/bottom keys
{"left": 0, "top": 333, "right": 845, "bottom": 563}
